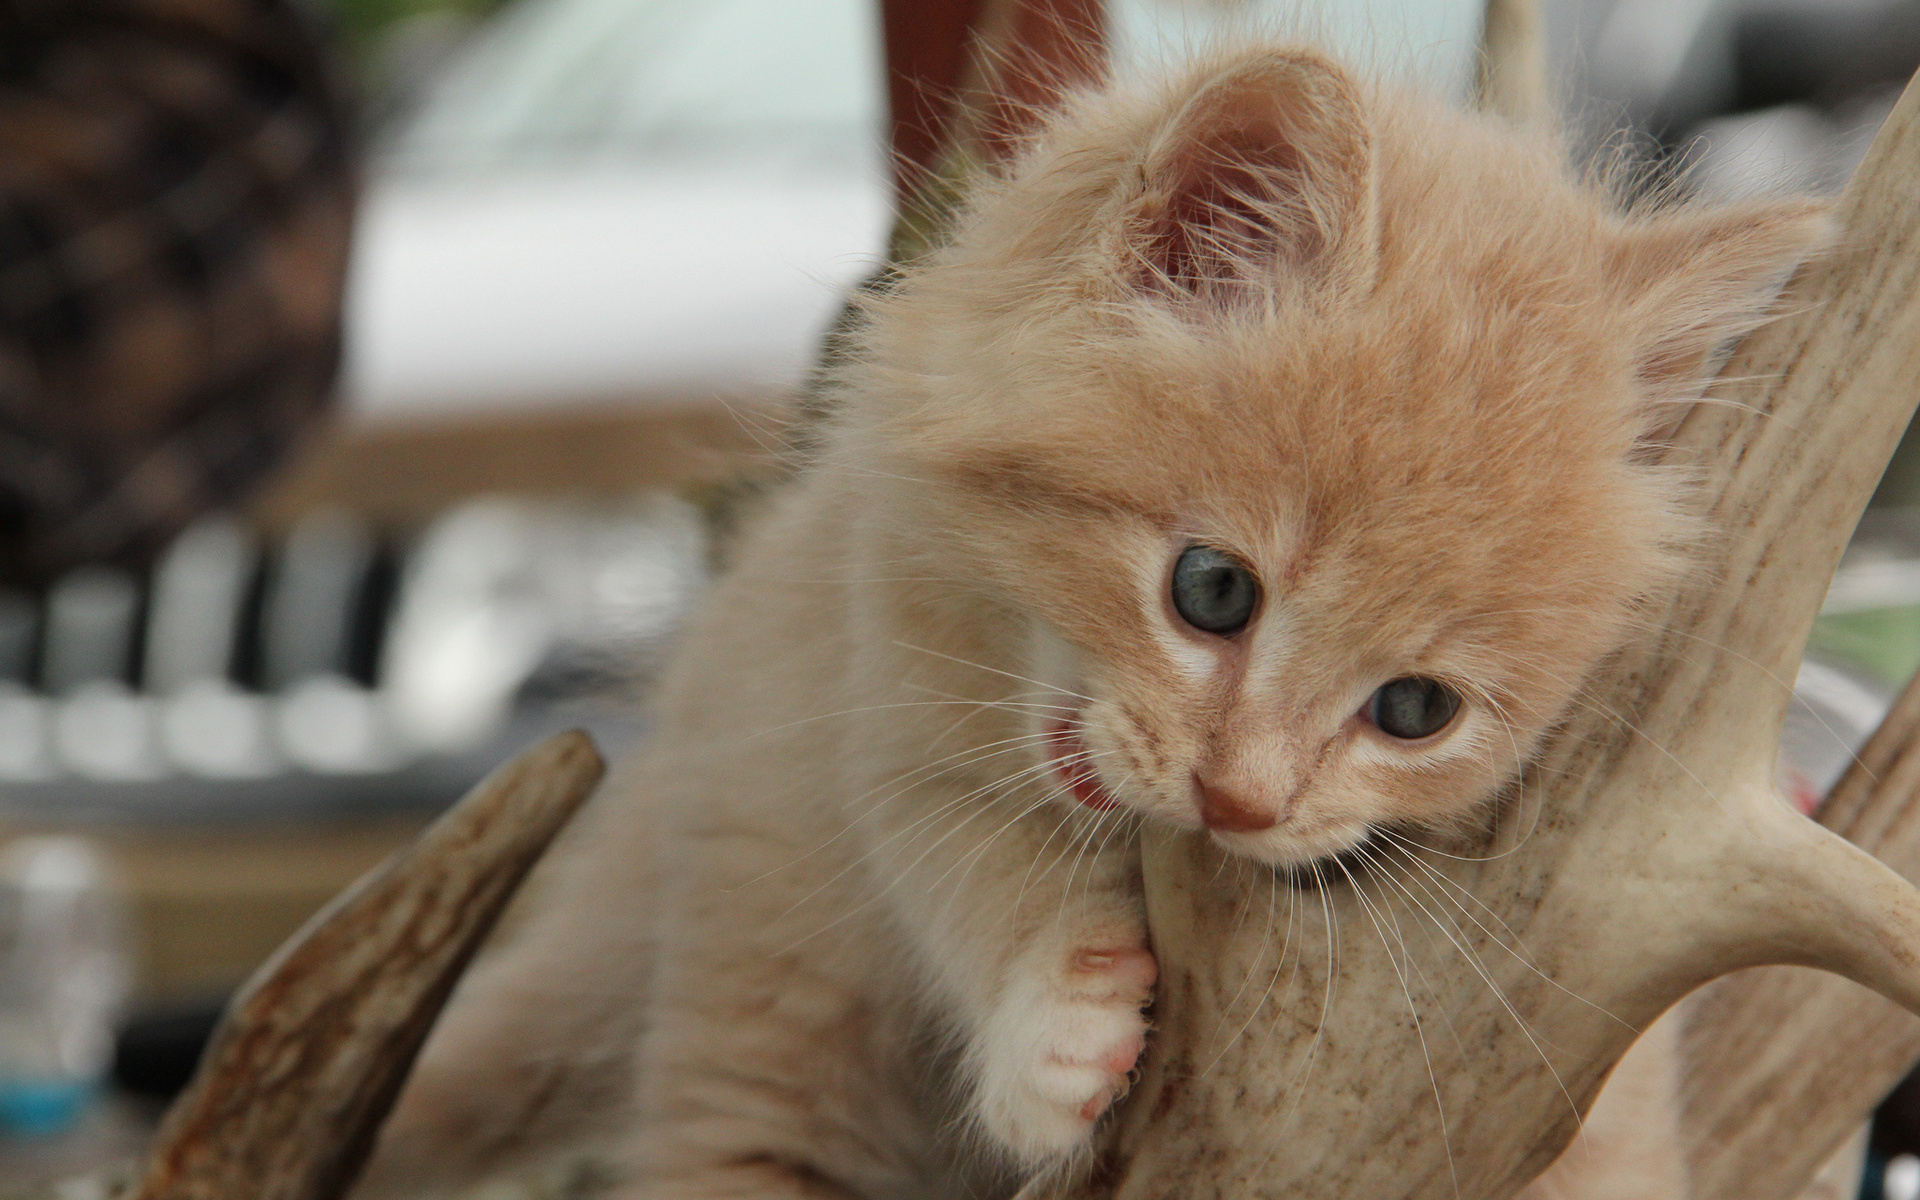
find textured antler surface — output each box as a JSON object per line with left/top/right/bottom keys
{"left": 133, "top": 731, "right": 605, "bottom": 1200}
{"left": 1030, "top": 64, "right": 1920, "bottom": 1200}
{"left": 1680, "top": 666, "right": 1920, "bottom": 1200}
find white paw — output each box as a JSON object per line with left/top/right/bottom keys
{"left": 974, "top": 945, "right": 1157, "bottom": 1165}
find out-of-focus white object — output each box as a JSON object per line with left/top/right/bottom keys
{"left": 383, "top": 499, "right": 557, "bottom": 752}
{"left": 1686, "top": 104, "right": 1840, "bottom": 199}
{"left": 0, "top": 838, "right": 130, "bottom": 1137}
{"left": 1779, "top": 658, "right": 1892, "bottom": 814}
{"left": 347, "top": 166, "right": 891, "bottom": 415}
{"left": 1824, "top": 543, "right": 1920, "bottom": 614}
{"left": 1682, "top": 87, "right": 1900, "bottom": 203}
{"left": 40, "top": 568, "right": 139, "bottom": 696}
{"left": 382, "top": 495, "right": 708, "bottom": 753}
{"left": 53, "top": 683, "right": 162, "bottom": 783}
{"left": 0, "top": 684, "right": 53, "bottom": 783}
{"left": 1112, "top": 0, "right": 1482, "bottom": 90}
{"left": 536, "top": 494, "right": 706, "bottom": 683}
{"left": 162, "top": 682, "right": 281, "bottom": 779}
{"left": 277, "top": 675, "right": 402, "bottom": 775}
{"left": 346, "top": 0, "right": 888, "bottom": 417}
{"left": 390, "top": 0, "right": 879, "bottom": 170}
{"left": 144, "top": 515, "right": 256, "bottom": 695}
{"left": 1889, "top": 1154, "right": 1920, "bottom": 1200}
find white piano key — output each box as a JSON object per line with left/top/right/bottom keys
{"left": 382, "top": 498, "right": 553, "bottom": 753}
{"left": 276, "top": 674, "right": 402, "bottom": 774}
{"left": 144, "top": 515, "right": 256, "bottom": 695}
{"left": 0, "top": 682, "right": 54, "bottom": 781}
{"left": 161, "top": 681, "right": 281, "bottom": 779}
{"left": 53, "top": 683, "right": 163, "bottom": 782}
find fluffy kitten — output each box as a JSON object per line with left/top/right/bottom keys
{"left": 355, "top": 43, "right": 1828, "bottom": 1200}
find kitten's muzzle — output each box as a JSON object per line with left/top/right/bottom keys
{"left": 1192, "top": 772, "right": 1279, "bottom": 833}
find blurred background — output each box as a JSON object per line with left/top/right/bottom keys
{"left": 0, "top": 0, "right": 1916, "bottom": 1193}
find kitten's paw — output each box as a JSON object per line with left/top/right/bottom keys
{"left": 975, "top": 945, "right": 1157, "bottom": 1165}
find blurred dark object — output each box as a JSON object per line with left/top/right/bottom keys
{"left": 0, "top": 0, "right": 355, "bottom": 588}
{"left": 1876, "top": 1060, "right": 1920, "bottom": 1159}
{"left": 881, "top": 0, "right": 1105, "bottom": 204}
{"left": 112, "top": 999, "right": 223, "bottom": 1100}
{"left": 1733, "top": 0, "right": 1920, "bottom": 113}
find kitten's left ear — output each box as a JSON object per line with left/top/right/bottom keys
{"left": 1606, "top": 199, "right": 1834, "bottom": 439}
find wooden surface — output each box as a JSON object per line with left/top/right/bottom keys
{"left": 107, "top": 820, "right": 428, "bottom": 1004}
{"left": 0, "top": 819, "right": 424, "bottom": 1005}
{"left": 132, "top": 731, "right": 605, "bottom": 1200}
{"left": 250, "top": 403, "right": 780, "bottom": 534}
{"left": 1031, "top": 63, "right": 1920, "bottom": 1200}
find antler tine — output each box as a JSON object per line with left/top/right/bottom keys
{"left": 1678, "top": 669, "right": 1920, "bottom": 1200}
{"left": 133, "top": 730, "right": 606, "bottom": 1200}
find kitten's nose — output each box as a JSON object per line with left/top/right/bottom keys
{"left": 1193, "top": 772, "right": 1277, "bottom": 833}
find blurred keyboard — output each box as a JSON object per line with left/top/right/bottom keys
{"left": 0, "top": 495, "right": 704, "bottom": 823}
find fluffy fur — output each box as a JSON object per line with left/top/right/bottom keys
{"left": 354, "top": 43, "right": 1828, "bottom": 1200}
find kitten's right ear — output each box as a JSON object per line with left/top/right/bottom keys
{"left": 1128, "top": 51, "right": 1377, "bottom": 301}
{"left": 1604, "top": 198, "right": 1834, "bottom": 443}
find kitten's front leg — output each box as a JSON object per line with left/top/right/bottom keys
{"left": 876, "top": 791, "right": 1155, "bottom": 1166}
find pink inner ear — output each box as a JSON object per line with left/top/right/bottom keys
{"left": 1148, "top": 126, "right": 1316, "bottom": 295}
{"left": 1130, "top": 56, "right": 1372, "bottom": 301}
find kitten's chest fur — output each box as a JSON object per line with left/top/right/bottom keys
{"left": 637, "top": 481, "right": 1041, "bottom": 1199}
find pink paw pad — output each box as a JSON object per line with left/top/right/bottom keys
{"left": 1072, "top": 947, "right": 1158, "bottom": 995}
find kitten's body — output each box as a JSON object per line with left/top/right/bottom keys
{"left": 357, "top": 45, "right": 1825, "bottom": 1200}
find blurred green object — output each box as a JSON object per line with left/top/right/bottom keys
{"left": 320, "top": 0, "right": 520, "bottom": 116}
{"left": 328, "top": 0, "right": 511, "bottom": 53}
{"left": 1810, "top": 608, "right": 1920, "bottom": 689}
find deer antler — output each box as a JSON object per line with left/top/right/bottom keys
{"left": 132, "top": 731, "right": 605, "bottom": 1200}
{"left": 1678, "top": 665, "right": 1920, "bottom": 1200}
{"left": 1027, "top": 64, "right": 1920, "bottom": 1200}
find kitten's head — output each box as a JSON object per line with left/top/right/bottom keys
{"left": 850, "top": 46, "right": 1830, "bottom": 868}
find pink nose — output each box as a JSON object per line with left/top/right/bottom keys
{"left": 1193, "top": 773, "right": 1276, "bottom": 833}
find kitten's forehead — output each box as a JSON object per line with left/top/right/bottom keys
{"left": 971, "top": 288, "right": 1646, "bottom": 543}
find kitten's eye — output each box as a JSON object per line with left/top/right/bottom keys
{"left": 1367, "top": 677, "right": 1461, "bottom": 740}
{"left": 1171, "top": 545, "right": 1260, "bottom": 635}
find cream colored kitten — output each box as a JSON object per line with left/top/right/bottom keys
{"left": 356, "top": 42, "right": 1826, "bottom": 1200}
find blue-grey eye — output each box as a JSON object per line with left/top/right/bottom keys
{"left": 1368, "top": 677, "right": 1461, "bottom": 740}
{"left": 1171, "top": 545, "right": 1260, "bottom": 635}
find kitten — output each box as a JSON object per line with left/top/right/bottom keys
{"left": 354, "top": 42, "right": 1828, "bottom": 1200}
